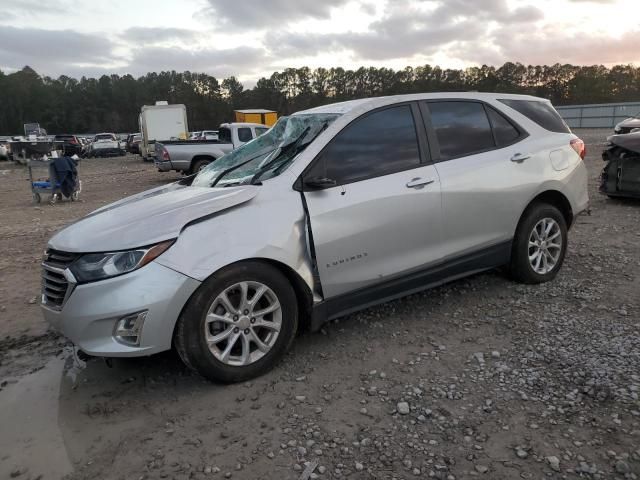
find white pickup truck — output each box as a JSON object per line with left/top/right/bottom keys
{"left": 155, "top": 123, "right": 269, "bottom": 174}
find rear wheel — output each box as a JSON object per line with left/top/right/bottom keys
{"left": 509, "top": 203, "right": 567, "bottom": 284}
{"left": 175, "top": 261, "right": 298, "bottom": 383}
{"left": 190, "top": 159, "right": 211, "bottom": 174}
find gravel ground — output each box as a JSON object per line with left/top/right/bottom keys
{"left": 0, "top": 129, "right": 639, "bottom": 480}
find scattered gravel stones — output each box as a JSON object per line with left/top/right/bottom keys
{"left": 396, "top": 402, "right": 410, "bottom": 415}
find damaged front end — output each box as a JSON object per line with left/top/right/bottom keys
{"left": 600, "top": 131, "right": 640, "bottom": 199}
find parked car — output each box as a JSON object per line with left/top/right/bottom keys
{"left": 54, "top": 134, "right": 84, "bottom": 156}
{"left": 130, "top": 134, "right": 142, "bottom": 154}
{"left": 125, "top": 133, "right": 142, "bottom": 154}
{"left": 89, "top": 133, "right": 123, "bottom": 157}
{"left": 198, "top": 130, "right": 219, "bottom": 140}
{"left": 189, "top": 131, "right": 202, "bottom": 140}
{"left": 41, "top": 92, "right": 588, "bottom": 383}
{"left": 600, "top": 131, "right": 640, "bottom": 198}
{"left": 0, "top": 137, "right": 10, "bottom": 159}
{"left": 614, "top": 113, "right": 640, "bottom": 135}
{"left": 155, "top": 123, "right": 267, "bottom": 174}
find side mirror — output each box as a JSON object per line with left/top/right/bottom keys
{"left": 304, "top": 176, "right": 337, "bottom": 190}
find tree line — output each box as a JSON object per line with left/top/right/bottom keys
{"left": 0, "top": 62, "right": 639, "bottom": 135}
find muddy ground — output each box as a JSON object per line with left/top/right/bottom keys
{"left": 0, "top": 130, "right": 639, "bottom": 480}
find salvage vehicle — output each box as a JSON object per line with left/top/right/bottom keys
{"left": 54, "top": 134, "right": 84, "bottom": 156}
{"left": 155, "top": 122, "right": 268, "bottom": 174}
{"left": 89, "top": 133, "right": 123, "bottom": 157}
{"left": 41, "top": 92, "right": 588, "bottom": 383}
{"left": 600, "top": 131, "right": 640, "bottom": 198}
{"left": 614, "top": 112, "right": 640, "bottom": 135}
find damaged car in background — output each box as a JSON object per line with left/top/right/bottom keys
{"left": 41, "top": 92, "right": 588, "bottom": 383}
{"left": 613, "top": 111, "right": 640, "bottom": 135}
{"left": 601, "top": 130, "right": 640, "bottom": 199}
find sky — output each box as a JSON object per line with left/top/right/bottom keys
{"left": 0, "top": 0, "right": 638, "bottom": 85}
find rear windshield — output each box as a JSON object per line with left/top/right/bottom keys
{"left": 95, "top": 134, "right": 115, "bottom": 140}
{"left": 499, "top": 99, "right": 570, "bottom": 134}
{"left": 55, "top": 135, "right": 74, "bottom": 140}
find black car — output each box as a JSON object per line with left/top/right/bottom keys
{"left": 54, "top": 134, "right": 83, "bottom": 156}
{"left": 601, "top": 131, "right": 640, "bottom": 199}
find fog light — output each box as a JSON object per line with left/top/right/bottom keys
{"left": 114, "top": 311, "right": 147, "bottom": 346}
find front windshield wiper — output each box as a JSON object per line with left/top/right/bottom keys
{"left": 209, "top": 147, "right": 275, "bottom": 188}
{"left": 250, "top": 123, "right": 328, "bottom": 185}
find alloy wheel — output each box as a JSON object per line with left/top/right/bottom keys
{"left": 528, "top": 217, "right": 562, "bottom": 274}
{"left": 204, "top": 281, "right": 282, "bottom": 366}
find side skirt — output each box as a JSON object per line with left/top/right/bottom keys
{"left": 310, "top": 241, "right": 512, "bottom": 331}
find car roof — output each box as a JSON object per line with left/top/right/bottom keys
{"left": 219, "top": 123, "right": 268, "bottom": 128}
{"left": 296, "top": 92, "right": 548, "bottom": 115}
{"left": 235, "top": 109, "right": 276, "bottom": 114}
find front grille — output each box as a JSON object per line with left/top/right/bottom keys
{"left": 42, "top": 249, "right": 79, "bottom": 309}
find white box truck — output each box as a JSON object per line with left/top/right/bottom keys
{"left": 139, "top": 101, "right": 189, "bottom": 161}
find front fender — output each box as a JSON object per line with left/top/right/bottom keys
{"left": 155, "top": 188, "right": 315, "bottom": 294}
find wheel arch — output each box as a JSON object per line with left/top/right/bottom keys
{"left": 170, "top": 257, "right": 315, "bottom": 346}
{"left": 519, "top": 189, "right": 574, "bottom": 230}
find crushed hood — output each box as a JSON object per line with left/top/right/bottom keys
{"left": 48, "top": 183, "right": 258, "bottom": 253}
{"left": 617, "top": 117, "right": 640, "bottom": 129}
{"left": 609, "top": 131, "right": 640, "bottom": 154}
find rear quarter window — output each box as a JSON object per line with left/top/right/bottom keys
{"left": 499, "top": 99, "right": 570, "bottom": 134}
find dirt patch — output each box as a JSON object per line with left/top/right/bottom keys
{"left": 0, "top": 130, "right": 639, "bottom": 479}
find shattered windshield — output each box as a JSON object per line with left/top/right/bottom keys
{"left": 192, "top": 113, "right": 340, "bottom": 188}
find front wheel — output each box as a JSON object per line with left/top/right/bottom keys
{"left": 175, "top": 261, "right": 298, "bottom": 383}
{"left": 509, "top": 203, "right": 568, "bottom": 284}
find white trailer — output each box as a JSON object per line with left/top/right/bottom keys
{"left": 139, "top": 102, "right": 189, "bottom": 161}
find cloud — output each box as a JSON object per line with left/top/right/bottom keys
{"left": 203, "top": 0, "right": 350, "bottom": 29}
{"left": 126, "top": 45, "right": 269, "bottom": 78}
{"left": 121, "top": 27, "right": 199, "bottom": 45}
{"left": 0, "top": 27, "right": 120, "bottom": 76}
{"left": 267, "top": 0, "right": 544, "bottom": 61}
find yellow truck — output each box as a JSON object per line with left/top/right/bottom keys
{"left": 234, "top": 109, "right": 278, "bottom": 127}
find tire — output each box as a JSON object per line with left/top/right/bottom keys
{"left": 175, "top": 261, "right": 298, "bottom": 383}
{"left": 32, "top": 193, "right": 41, "bottom": 204}
{"left": 190, "top": 159, "right": 211, "bottom": 174}
{"left": 509, "top": 203, "right": 568, "bottom": 284}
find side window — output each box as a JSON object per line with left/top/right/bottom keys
{"left": 486, "top": 106, "right": 521, "bottom": 146}
{"left": 255, "top": 127, "right": 268, "bottom": 137}
{"left": 218, "top": 128, "right": 231, "bottom": 143}
{"left": 498, "top": 99, "right": 570, "bottom": 134}
{"left": 428, "top": 101, "right": 494, "bottom": 159}
{"left": 238, "top": 128, "right": 253, "bottom": 142}
{"left": 311, "top": 105, "right": 421, "bottom": 185}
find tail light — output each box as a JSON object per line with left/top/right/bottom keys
{"left": 70, "top": 137, "right": 78, "bottom": 144}
{"left": 162, "top": 148, "right": 170, "bottom": 161}
{"left": 570, "top": 138, "right": 586, "bottom": 160}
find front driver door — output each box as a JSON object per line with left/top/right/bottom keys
{"left": 301, "top": 103, "right": 444, "bottom": 299}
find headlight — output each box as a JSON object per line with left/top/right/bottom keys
{"left": 69, "top": 240, "right": 174, "bottom": 283}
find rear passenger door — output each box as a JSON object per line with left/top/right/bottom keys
{"left": 421, "top": 100, "right": 529, "bottom": 257}
{"left": 301, "top": 103, "right": 444, "bottom": 298}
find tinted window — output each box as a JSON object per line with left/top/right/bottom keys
{"left": 486, "top": 107, "right": 521, "bottom": 146}
{"left": 218, "top": 127, "right": 231, "bottom": 143}
{"left": 238, "top": 128, "right": 253, "bottom": 142}
{"left": 312, "top": 105, "right": 421, "bottom": 185}
{"left": 428, "top": 102, "right": 494, "bottom": 159}
{"left": 255, "top": 127, "right": 268, "bottom": 137}
{"left": 499, "top": 99, "right": 570, "bottom": 133}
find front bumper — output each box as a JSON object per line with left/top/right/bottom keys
{"left": 41, "top": 262, "right": 201, "bottom": 357}
{"left": 92, "top": 147, "right": 123, "bottom": 157}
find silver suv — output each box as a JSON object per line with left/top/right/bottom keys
{"left": 42, "top": 93, "right": 589, "bottom": 382}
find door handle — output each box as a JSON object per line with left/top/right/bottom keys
{"left": 406, "top": 177, "right": 435, "bottom": 189}
{"left": 511, "top": 153, "right": 531, "bottom": 163}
